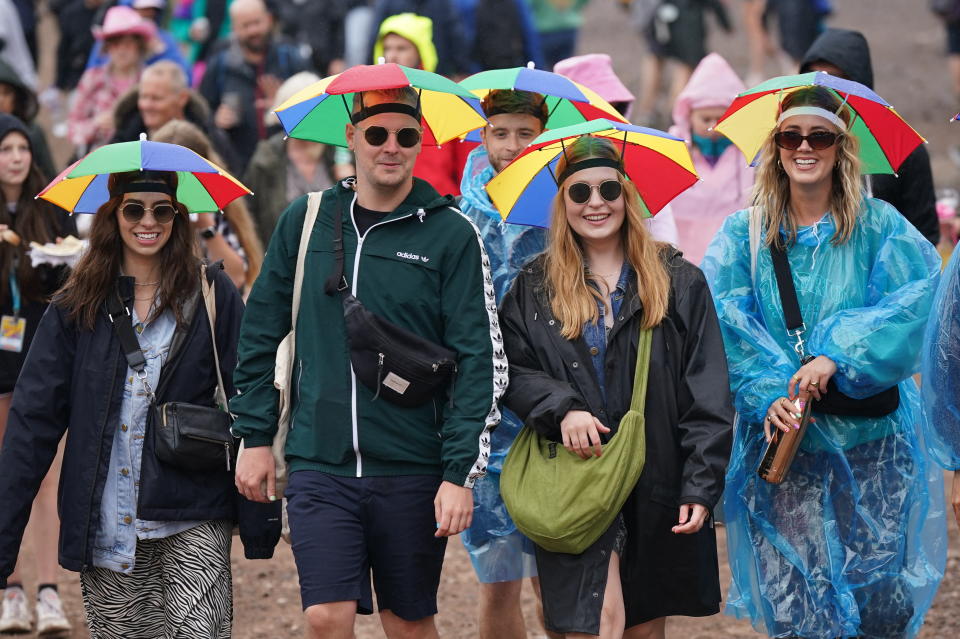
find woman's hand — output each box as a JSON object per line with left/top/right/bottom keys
{"left": 763, "top": 396, "right": 803, "bottom": 442}
{"left": 788, "top": 355, "right": 837, "bottom": 402}
{"left": 560, "top": 410, "right": 610, "bottom": 459}
{"left": 672, "top": 503, "right": 709, "bottom": 534}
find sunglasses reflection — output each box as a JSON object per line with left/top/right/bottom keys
{"left": 774, "top": 131, "right": 841, "bottom": 151}
{"left": 357, "top": 125, "right": 423, "bottom": 148}
{"left": 120, "top": 202, "right": 178, "bottom": 224}
{"left": 567, "top": 180, "right": 623, "bottom": 204}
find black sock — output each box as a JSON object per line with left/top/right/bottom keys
{"left": 37, "top": 584, "right": 57, "bottom": 595}
{"left": 4, "top": 583, "right": 23, "bottom": 591}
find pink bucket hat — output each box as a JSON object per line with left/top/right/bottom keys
{"left": 554, "top": 54, "right": 635, "bottom": 106}
{"left": 94, "top": 5, "right": 157, "bottom": 41}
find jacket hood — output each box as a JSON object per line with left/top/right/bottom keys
{"left": 336, "top": 176, "right": 456, "bottom": 214}
{"left": 460, "top": 146, "right": 498, "bottom": 222}
{"left": 373, "top": 13, "right": 439, "bottom": 74}
{"left": 0, "top": 58, "right": 37, "bottom": 122}
{"left": 799, "top": 28, "right": 873, "bottom": 89}
{"left": 670, "top": 53, "right": 744, "bottom": 139}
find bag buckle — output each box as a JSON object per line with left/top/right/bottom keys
{"left": 337, "top": 276, "right": 348, "bottom": 292}
{"left": 136, "top": 368, "right": 156, "bottom": 401}
{"left": 787, "top": 324, "right": 807, "bottom": 358}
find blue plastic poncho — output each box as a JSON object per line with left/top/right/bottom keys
{"left": 459, "top": 145, "right": 545, "bottom": 583}
{"left": 701, "top": 198, "right": 946, "bottom": 639}
{"left": 922, "top": 246, "right": 960, "bottom": 470}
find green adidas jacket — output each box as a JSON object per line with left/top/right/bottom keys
{"left": 231, "top": 178, "right": 506, "bottom": 487}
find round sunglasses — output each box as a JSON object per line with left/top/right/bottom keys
{"left": 567, "top": 180, "right": 623, "bottom": 205}
{"left": 357, "top": 125, "right": 422, "bottom": 148}
{"left": 774, "top": 130, "right": 841, "bottom": 151}
{"left": 120, "top": 201, "right": 178, "bottom": 224}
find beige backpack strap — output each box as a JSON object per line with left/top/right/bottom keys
{"left": 200, "top": 266, "right": 229, "bottom": 410}
{"left": 293, "top": 192, "right": 323, "bottom": 328}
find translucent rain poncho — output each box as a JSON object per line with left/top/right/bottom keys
{"left": 701, "top": 198, "right": 946, "bottom": 639}
{"left": 922, "top": 246, "right": 960, "bottom": 470}
{"left": 459, "top": 145, "right": 545, "bottom": 582}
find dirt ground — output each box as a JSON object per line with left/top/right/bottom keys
{"left": 9, "top": 0, "right": 960, "bottom": 637}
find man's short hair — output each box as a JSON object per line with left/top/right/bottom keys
{"left": 481, "top": 89, "right": 548, "bottom": 128}
{"left": 229, "top": 0, "right": 268, "bottom": 20}
{"left": 350, "top": 87, "right": 421, "bottom": 124}
{"left": 142, "top": 60, "right": 188, "bottom": 93}
{"left": 351, "top": 87, "right": 420, "bottom": 114}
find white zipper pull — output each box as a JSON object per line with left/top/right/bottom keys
{"left": 417, "top": 209, "right": 426, "bottom": 223}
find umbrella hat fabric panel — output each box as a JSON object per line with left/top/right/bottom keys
{"left": 274, "top": 63, "right": 487, "bottom": 148}
{"left": 459, "top": 66, "right": 628, "bottom": 142}
{"left": 714, "top": 71, "right": 925, "bottom": 175}
{"left": 38, "top": 139, "right": 251, "bottom": 214}
{"left": 486, "top": 119, "right": 697, "bottom": 228}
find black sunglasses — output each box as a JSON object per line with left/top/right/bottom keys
{"left": 357, "top": 125, "right": 422, "bottom": 148}
{"left": 774, "top": 130, "right": 841, "bottom": 151}
{"left": 567, "top": 180, "right": 622, "bottom": 205}
{"left": 120, "top": 201, "right": 177, "bottom": 224}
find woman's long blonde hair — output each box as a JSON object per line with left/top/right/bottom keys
{"left": 752, "top": 86, "right": 862, "bottom": 248}
{"left": 544, "top": 137, "right": 670, "bottom": 339}
{"left": 151, "top": 119, "right": 264, "bottom": 288}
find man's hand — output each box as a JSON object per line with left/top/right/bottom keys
{"left": 235, "top": 446, "right": 276, "bottom": 503}
{"left": 672, "top": 503, "right": 709, "bottom": 534}
{"left": 214, "top": 103, "right": 240, "bottom": 130}
{"left": 434, "top": 481, "right": 472, "bottom": 537}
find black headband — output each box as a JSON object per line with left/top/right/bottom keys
{"left": 120, "top": 181, "right": 173, "bottom": 195}
{"left": 350, "top": 102, "right": 421, "bottom": 125}
{"left": 556, "top": 157, "right": 624, "bottom": 185}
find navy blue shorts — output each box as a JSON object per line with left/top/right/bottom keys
{"left": 284, "top": 471, "right": 447, "bottom": 620}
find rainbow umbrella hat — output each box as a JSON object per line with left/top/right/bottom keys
{"left": 38, "top": 136, "right": 251, "bottom": 214}
{"left": 486, "top": 119, "right": 698, "bottom": 228}
{"left": 714, "top": 71, "right": 925, "bottom": 174}
{"left": 274, "top": 62, "right": 487, "bottom": 147}
{"left": 459, "top": 64, "right": 628, "bottom": 142}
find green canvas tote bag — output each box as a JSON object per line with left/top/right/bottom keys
{"left": 500, "top": 326, "right": 652, "bottom": 555}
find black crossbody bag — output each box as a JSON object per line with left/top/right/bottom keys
{"left": 323, "top": 195, "right": 458, "bottom": 408}
{"left": 768, "top": 243, "right": 899, "bottom": 417}
{"left": 107, "top": 266, "right": 235, "bottom": 471}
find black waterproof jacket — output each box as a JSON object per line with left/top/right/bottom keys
{"left": 0, "top": 266, "right": 276, "bottom": 586}
{"left": 499, "top": 250, "right": 733, "bottom": 513}
{"left": 800, "top": 28, "right": 940, "bottom": 244}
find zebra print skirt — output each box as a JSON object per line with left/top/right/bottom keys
{"left": 80, "top": 520, "right": 233, "bottom": 638}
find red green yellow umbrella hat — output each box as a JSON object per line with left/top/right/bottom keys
{"left": 38, "top": 135, "right": 251, "bottom": 214}
{"left": 486, "top": 118, "right": 698, "bottom": 228}
{"left": 714, "top": 71, "right": 925, "bottom": 175}
{"left": 458, "top": 64, "right": 628, "bottom": 141}
{"left": 273, "top": 62, "right": 487, "bottom": 147}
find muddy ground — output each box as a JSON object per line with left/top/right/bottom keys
{"left": 8, "top": 0, "right": 960, "bottom": 637}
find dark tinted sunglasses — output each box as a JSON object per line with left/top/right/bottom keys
{"left": 357, "top": 125, "right": 422, "bottom": 148}
{"left": 120, "top": 201, "right": 177, "bottom": 224}
{"left": 567, "top": 180, "right": 622, "bottom": 204}
{"left": 774, "top": 130, "right": 841, "bottom": 151}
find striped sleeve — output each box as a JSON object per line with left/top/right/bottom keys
{"left": 437, "top": 208, "right": 507, "bottom": 488}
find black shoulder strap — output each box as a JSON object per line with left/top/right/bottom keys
{"left": 768, "top": 243, "right": 804, "bottom": 332}
{"left": 106, "top": 286, "right": 147, "bottom": 373}
{"left": 324, "top": 193, "right": 348, "bottom": 296}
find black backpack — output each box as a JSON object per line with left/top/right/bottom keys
{"left": 472, "top": 0, "right": 528, "bottom": 70}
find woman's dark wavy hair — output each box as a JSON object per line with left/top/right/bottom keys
{"left": 57, "top": 170, "right": 200, "bottom": 330}
{"left": 0, "top": 130, "right": 60, "bottom": 304}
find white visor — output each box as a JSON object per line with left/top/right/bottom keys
{"left": 776, "top": 106, "right": 847, "bottom": 131}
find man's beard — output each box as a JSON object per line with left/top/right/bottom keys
{"left": 241, "top": 35, "right": 268, "bottom": 53}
